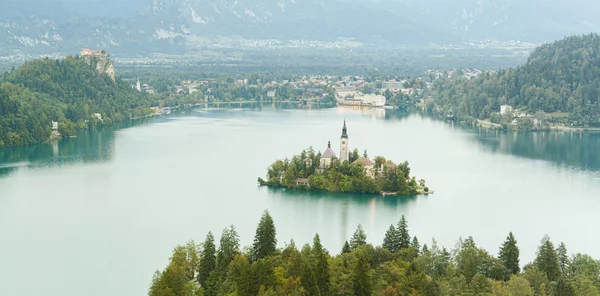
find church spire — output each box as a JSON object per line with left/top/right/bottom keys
{"left": 341, "top": 120, "right": 348, "bottom": 139}
{"left": 339, "top": 120, "right": 349, "bottom": 163}
{"left": 136, "top": 77, "right": 141, "bottom": 92}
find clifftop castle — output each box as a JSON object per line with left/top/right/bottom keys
{"left": 80, "top": 48, "right": 115, "bottom": 82}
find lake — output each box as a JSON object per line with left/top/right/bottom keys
{"left": 1, "top": 104, "right": 600, "bottom": 296}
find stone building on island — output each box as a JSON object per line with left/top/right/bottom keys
{"left": 353, "top": 157, "right": 375, "bottom": 178}
{"left": 320, "top": 121, "right": 349, "bottom": 169}
{"left": 315, "top": 121, "right": 392, "bottom": 180}
{"left": 320, "top": 141, "right": 336, "bottom": 168}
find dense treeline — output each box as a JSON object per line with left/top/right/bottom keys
{"left": 150, "top": 211, "right": 600, "bottom": 296}
{"left": 257, "top": 148, "right": 425, "bottom": 195}
{"left": 198, "top": 80, "right": 336, "bottom": 104}
{"left": 428, "top": 34, "right": 600, "bottom": 127}
{"left": 0, "top": 55, "right": 204, "bottom": 149}
{"left": 0, "top": 55, "right": 151, "bottom": 148}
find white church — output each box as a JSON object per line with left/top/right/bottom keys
{"left": 319, "top": 121, "right": 376, "bottom": 178}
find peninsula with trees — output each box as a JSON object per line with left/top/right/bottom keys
{"left": 427, "top": 34, "right": 600, "bottom": 130}
{"left": 258, "top": 121, "right": 429, "bottom": 195}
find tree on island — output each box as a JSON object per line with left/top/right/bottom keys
{"left": 349, "top": 148, "right": 360, "bottom": 163}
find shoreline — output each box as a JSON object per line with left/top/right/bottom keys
{"left": 472, "top": 118, "right": 600, "bottom": 132}
{"left": 260, "top": 184, "right": 432, "bottom": 197}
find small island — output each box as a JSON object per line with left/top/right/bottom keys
{"left": 258, "top": 121, "right": 431, "bottom": 195}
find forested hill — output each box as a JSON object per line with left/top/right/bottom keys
{"left": 428, "top": 34, "right": 600, "bottom": 127}
{"left": 0, "top": 55, "right": 149, "bottom": 148}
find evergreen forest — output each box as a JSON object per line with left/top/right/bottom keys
{"left": 427, "top": 34, "right": 600, "bottom": 128}
{"left": 0, "top": 55, "right": 203, "bottom": 148}
{"left": 149, "top": 211, "right": 600, "bottom": 296}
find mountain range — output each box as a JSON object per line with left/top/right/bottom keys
{"left": 1, "top": 0, "right": 600, "bottom": 56}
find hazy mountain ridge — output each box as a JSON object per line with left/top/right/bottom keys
{"left": 399, "top": 0, "right": 600, "bottom": 41}
{"left": 1, "top": 0, "right": 599, "bottom": 56}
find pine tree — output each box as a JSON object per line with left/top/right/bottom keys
{"left": 350, "top": 224, "right": 367, "bottom": 250}
{"left": 300, "top": 253, "right": 321, "bottom": 296}
{"left": 382, "top": 224, "right": 398, "bottom": 253}
{"left": 556, "top": 242, "right": 570, "bottom": 277}
{"left": 352, "top": 247, "right": 373, "bottom": 296}
{"left": 227, "top": 254, "right": 255, "bottom": 296}
{"left": 411, "top": 236, "right": 420, "bottom": 251}
{"left": 312, "top": 234, "right": 330, "bottom": 296}
{"left": 204, "top": 271, "right": 218, "bottom": 296}
{"left": 499, "top": 232, "right": 520, "bottom": 275}
{"left": 251, "top": 210, "right": 277, "bottom": 262}
{"left": 282, "top": 240, "right": 302, "bottom": 278}
{"left": 342, "top": 241, "right": 351, "bottom": 254}
{"left": 534, "top": 235, "right": 561, "bottom": 282}
{"left": 215, "top": 225, "right": 240, "bottom": 279}
{"left": 397, "top": 216, "right": 411, "bottom": 250}
{"left": 198, "top": 231, "right": 216, "bottom": 288}
{"left": 552, "top": 278, "right": 576, "bottom": 296}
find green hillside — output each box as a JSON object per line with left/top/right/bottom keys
{"left": 429, "top": 33, "right": 600, "bottom": 128}
{"left": 0, "top": 55, "right": 151, "bottom": 148}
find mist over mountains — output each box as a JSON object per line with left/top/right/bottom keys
{"left": 2, "top": 0, "right": 599, "bottom": 56}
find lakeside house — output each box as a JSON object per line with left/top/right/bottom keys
{"left": 295, "top": 178, "right": 309, "bottom": 186}
{"left": 336, "top": 93, "right": 386, "bottom": 107}
{"left": 51, "top": 121, "right": 60, "bottom": 137}
{"left": 92, "top": 113, "right": 103, "bottom": 121}
{"left": 500, "top": 105, "right": 513, "bottom": 115}
{"left": 353, "top": 157, "right": 375, "bottom": 178}
{"left": 382, "top": 80, "right": 403, "bottom": 90}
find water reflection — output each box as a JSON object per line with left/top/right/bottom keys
{"left": 5, "top": 103, "right": 599, "bottom": 181}
{"left": 265, "top": 187, "right": 419, "bottom": 246}
{"left": 472, "top": 128, "right": 600, "bottom": 171}
{"left": 266, "top": 186, "right": 418, "bottom": 207}
{"left": 0, "top": 103, "right": 334, "bottom": 178}
{"left": 206, "top": 101, "right": 335, "bottom": 112}
{"left": 0, "top": 117, "right": 156, "bottom": 178}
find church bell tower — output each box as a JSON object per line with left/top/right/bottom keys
{"left": 340, "top": 120, "right": 349, "bottom": 162}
